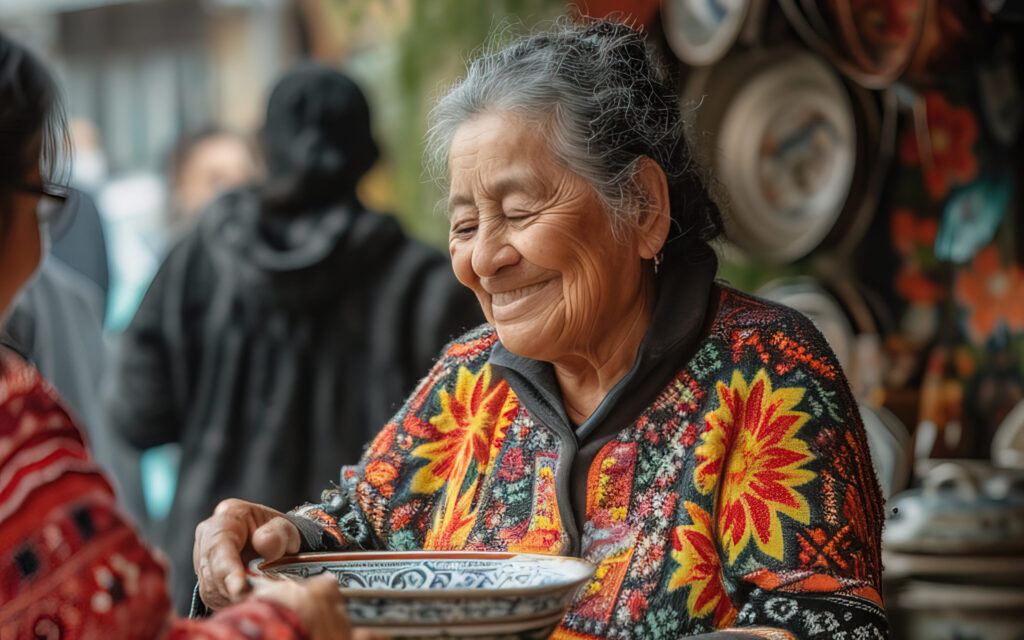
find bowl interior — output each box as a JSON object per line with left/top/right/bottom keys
{"left": 257, "top": 551, "right": 595, "bottom": 599}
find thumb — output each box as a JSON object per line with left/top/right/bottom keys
{"left": 251, "top": 517, "right": 301, "bottom": 562}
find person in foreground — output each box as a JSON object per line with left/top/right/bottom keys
{"left": 0, "top": 31, "right": 355, "bottom": 640}
{"left": 195, "top": 19, "right": 889, "bottom": 639}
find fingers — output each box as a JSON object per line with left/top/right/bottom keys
{"left": 194, "top": 499, "right": 290, "bottom": 610}
{"left": 196, "top": 527, "right": 250, "bottom": 609}
{"left": 251, "top": 516, "right": 301, "bottom": 562}
{"left": 255, "top": 574, "right": 350, "bottom": 640}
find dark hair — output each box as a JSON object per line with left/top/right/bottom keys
{"left": 427, "top": 18, "right": 722, "bottom": 262}
{"left": 0, "top": 31, "right": 68, "bottom": 242}
{"left": 259, "top": 63, "right": 379, "bottom": 213}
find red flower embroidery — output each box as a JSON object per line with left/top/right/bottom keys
{"left": 695, "top": 369, "right": 815, "bottom": 563}
{"left": 890, "top": 207, "right": 938, "bottom": 254}
{"left": 899, "top": 92, "right": 978, "bottom": 200}
{"left": 498, "top": 447, "right": 526, "bottom": 481}
{"left": 626, "top": 589, "right": 648, "bottom": 621}
{"left": 669, "top": 501, "right": 737, "bottom": 627}
{"left": 954, "top": 246, "right": 1024, "bottom": 343}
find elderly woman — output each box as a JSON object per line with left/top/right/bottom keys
{"left": 195, "top": 20, "right": 888, "bottom": 639}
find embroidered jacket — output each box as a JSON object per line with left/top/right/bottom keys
{"left": 0, "top": 350, "right": 309, "bottom": 640}
{"left": 292, "top": 287, "right": 889, "bottom": 639}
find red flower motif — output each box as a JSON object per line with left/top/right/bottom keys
{"left": 895, "top": 267, "right": 946, "bottom": 305}
{"left": 890, "top": 207, "right": 939, "bottom": 254}
{"left": 899, "top": 92, "right": 978, "bottom": 200}
{"left": 681, "top": 423, "right": 697, "bottom": 447}
{"left": 669, "top": 501, "right": 737, "bottom": 627}
{"left": 498, "top": 447, "right": 526, "bottom": 481}
{"left": 389, "top": 500, "right": 421, "bottom": 531}
{"left": 626, "top": 589, "right": 648, "bottom": 622}
{"left": 695, "top": 370, "right": 815, "bottom": 563}
{"left": 954, "top": 246, "right": 1024, "bottom": 343}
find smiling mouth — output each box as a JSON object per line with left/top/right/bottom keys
{"left": 490, "top": 281, "right": 551, "bottom": 307}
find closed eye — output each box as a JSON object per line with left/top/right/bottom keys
{"left": 506, "top": 210, "right": 537, "bottom": 222}
{"left": 451, "top": 222, "right": 477, "bottom": 237}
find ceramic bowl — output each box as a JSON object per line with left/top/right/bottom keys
{"left": 884, "top": 461, "right": 1024, "bottom": 554}
{"left": 254, "top": 551, "right": 594, "bottom": 633}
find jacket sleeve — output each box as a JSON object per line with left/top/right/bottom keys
{"left": 0, "top": 355, "right": 306, "bottom": 640}
{"left": 285, "top": 351, "right": 455, "bottom": 552}
{"left": 105, "top": 239, "right": 193, "bottom": 450}
{"left": 693, "top": 314, "right": 889, "bottom": 639}
{"left": 165, "top": 599, "right": 307, "bottom": 639}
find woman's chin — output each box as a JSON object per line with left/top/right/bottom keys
{"left": 492, "top": 321, "right": 553, "bottom": 360}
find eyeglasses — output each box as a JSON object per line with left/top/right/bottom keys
{"left": 15, "top": 182, "right": 71, "bottom": 230}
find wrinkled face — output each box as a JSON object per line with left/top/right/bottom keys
{"left": 447, "top": 112, "right": 652, "bottom": 363}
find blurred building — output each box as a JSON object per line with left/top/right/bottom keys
{"left": 0, "top": 0, "right": 299, "bottom": 175}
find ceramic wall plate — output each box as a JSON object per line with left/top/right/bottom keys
{"left": 714, "top": 50, "right": 856, "bottom": 262}
{"left": 662, "top": 0, "right": 751, "bottom": 66}
{"left": 778, "top": 0, "right": 928, "bottom": 88}
{"left": 254, "top": 551, "right": 594, "bottom": 628}
{"left": 860, "top": 404, "right": 912, "bottom": 498}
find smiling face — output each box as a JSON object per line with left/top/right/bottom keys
{"left": 447, "top": 112, "right": 665, "bottom": 366}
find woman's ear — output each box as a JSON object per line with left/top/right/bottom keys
{"left": 633, "top": 156, "right": 671, "bottom": 260}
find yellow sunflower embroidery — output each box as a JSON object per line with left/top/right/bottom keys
{"left": 695, "top": 369, "right": 815, "bottom": 563}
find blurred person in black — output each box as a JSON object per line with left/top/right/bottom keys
{"left": 106, "top": 62, "right": 482, "bottom": 612}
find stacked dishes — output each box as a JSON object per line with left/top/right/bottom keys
{"left": 883, "top": 461, "right": 1024, "bottom": 639}
{"left": 254, "top": 551, "right": 594, "bottom": 638}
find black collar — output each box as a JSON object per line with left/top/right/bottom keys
{"left": 490, "top": 245, "right": 719, "bottom": 439}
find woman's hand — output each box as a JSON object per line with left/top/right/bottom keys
{"left": 194, "top": 498, "right": 302, "bottom": 609}
{"left": 253, "top": 574, "right": 348, "bottom": 640}
{"left": 255, "top": 575, "right": 386, "bottom": 640}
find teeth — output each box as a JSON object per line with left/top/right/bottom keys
{"left": 492, "top": 281, "right": 547, "bottom": 305}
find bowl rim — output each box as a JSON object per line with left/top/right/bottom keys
{"left": 357, "top": 607, "right": 569, "bottom": 635}
{"left": 254, "top": 550, "right": 596, "bottom": 600}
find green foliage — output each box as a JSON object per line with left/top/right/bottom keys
{"left": 340, "top": 0, "right": 565, "bottom": 247}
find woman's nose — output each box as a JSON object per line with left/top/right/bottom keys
{"left": 471, "top": 221, "right": 519, "bottom": 277}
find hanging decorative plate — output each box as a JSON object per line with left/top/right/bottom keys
{"left": 860, "top": 404, "right": 912, "bottom": 498}
{"left": 695, "top": 49, "right": 857, "bottom": 263}
{"left": 661, "top": 0, "right": 751, "bottom": 66}
{"left": 777, "top": 0, "right": 929, "bottom": 88}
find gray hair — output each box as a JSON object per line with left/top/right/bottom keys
{"left": 426, "top": 17, "right": 722, "bottom": 250}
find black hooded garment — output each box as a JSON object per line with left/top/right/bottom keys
{"left": 105, "top": 187, "right": 481, "bottom": 612}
